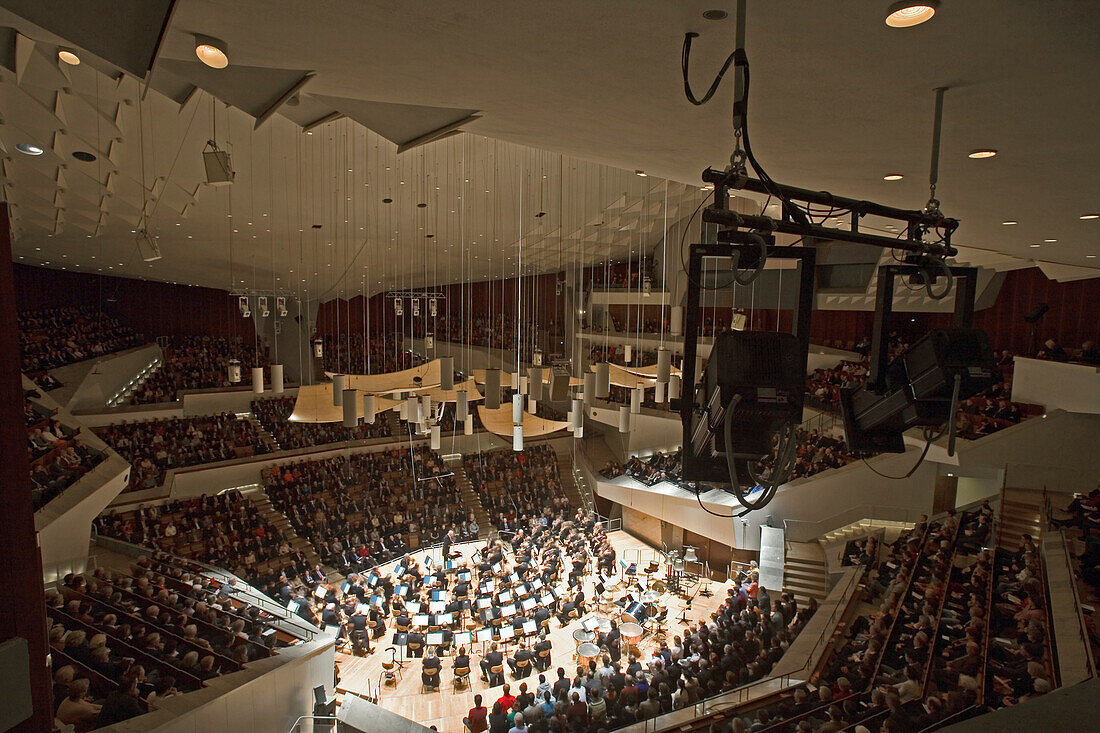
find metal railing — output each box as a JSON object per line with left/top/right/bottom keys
{"left": 286, "top": 714, "right": 340, "bottom": 732}
{"left": 783, "top": 504, "right": 914, "bottom": 543}
{"left": 1059, "top": 529, "right": 1097, "bottom": 681}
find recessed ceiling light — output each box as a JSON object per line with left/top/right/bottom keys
{"left": 883, "top": 174, "right": 903, "bottom": 181}
{"left": 635, "top": 170, "right": 647, "bottom": 177}
{"left": 1044, "top": 239, "right": 1057, "bottom": 243}
{"left": 1029, "top": 244, "right": 1041, "bottom": 248}
{"left": 703, "top": 9, "right": 728, "bottom": 20}
{"left": 194, "top": 35, "right": 229, "bottom": 69}
{"left": 1087, "top": 255, "right": 1096, "bottom": 259}
{"left": 15, "top": 143, "right": 44, "bottom": 156}
{"left": 1080, "top": 214, "right": 1099, "bottom": 220}
{"left": 968, "top": 149, "right": 997, "bottom": 159}
{"left": 1001, "top": 220, "right": 1017, "bottom": 225}
{"left": 885, "top": 1, "right": 938, "bottom": 28}
{"left": 58, "top": 49, "right": 80, "bottom": 66}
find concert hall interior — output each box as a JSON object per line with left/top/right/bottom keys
{"left": 1, "top": 2, "right": 1099, "bottom": 733}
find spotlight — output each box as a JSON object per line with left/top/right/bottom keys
{"left": 58, "top": 49, "right": 80, "bottom": 65}
{"left": 15, "top": 143, "right": 44, "bottom": 156}
{"left": 312, "top": 338, "right": 324, "bottom": 358}
{"left": 194, "top": 34, "right": 229, "bottom": 68}
{"left": 276, "top": 296, "right": 288, "bottom": 316}
{"left": 202, "top": 141, "right": 234, "bottom": 185}
{"left": 885, "top": 1, "right": 938, "bottom": 28}
{"left": 411, "top": 298, "right": 420, "bottom": 317}
{"left": 258, "top": 296, "right": 269, "bottom": 317}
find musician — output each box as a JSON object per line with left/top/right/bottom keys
{"left": 555, "top": 595, "right": 577, "bottom": 626}
{"left": 406, "top": 629, "right": 425, "bottom": 657}
{"left": 453, "top": 645, "right": 471, "bottom": 673}
{"left": 604, "top": 620, "right": 622, "bottom": 663}
{"left": 443, "top": 529, "right": 459, "bottom": 560}
{"left": 453, "top": 576, "right": 471, "bottom": 599}
{"left": 422, "top": 647, "right": 442, "bottom": 690}
{"left": 572, "top": 588, "right": 586, "bottom": 616}
{"left": 480, "top": 642, "right": 504, "bottom": 683}
{"left": 533, "top": 632, "right": 553, "bottom": 672}
{"left": 509, "top": 642, "right": 534, "bottom": 678}
{"left": 369, "top": 607, "right": 387, "bottom": 639}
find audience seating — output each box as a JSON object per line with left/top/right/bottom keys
{"left": 18, "top": 306, "right": 143, "bottom": 372}
{"left": 463, "top": 445, "right": 570, "bottom": 529}
{"left": 252, "top": 396, "right": 395, "bottom": 449}
{"left": 130, "top": 336, "right": 270, "bottom": 404}
{"left": 25, "top": 389, "right": 105, "bottom": 510}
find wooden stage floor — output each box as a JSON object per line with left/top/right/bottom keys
{"left": 334, "top": 531, "right": 736, "bottom": 732}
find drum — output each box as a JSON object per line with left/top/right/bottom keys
{"left": 577, "top": 642, "right": 600, "bottom": 664}
{"left": 620, "top": 622, "right": 643, "bottom": 646}
{"left": 573, "top": 629, "right": 595, "bottom": 649}
{"left": 621, "top": 601, "right": 647, "bottom": 625}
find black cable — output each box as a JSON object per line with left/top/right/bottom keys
{"left": 682, "top": 33, "right": 739, "bottom": 106}
{"left": 695, "top": 488, "right": 738, "bottom": 519}
{"left": 861, "top": 425, "right": 943, "bottom": 480}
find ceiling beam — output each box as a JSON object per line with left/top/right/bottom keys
{"left": 302, "top": 110, "right": 343, "bottom": 133}
{"left": 254, "top": 71, "right": 315, "bottom": 130}
{"left": 396, "top": 113, "right": 481, "bottom": 154}
{"left": 142, "top": 0, "right": 180, "bottom": 101}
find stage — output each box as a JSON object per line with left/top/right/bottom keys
{"left": 332, "top": 530, "right": 736, "bottom": 732}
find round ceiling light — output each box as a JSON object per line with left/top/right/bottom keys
{"left": 1080, "top": 214, "right": 1099, "bottom": 220}
{"left": 702, "top": 9, "right": 728, "bottom": 21}
{"left": 58, "top": 49, "right": 80, "bottom": 65}
{"left": 885, "top": 1, "right": 938, "bottom": 27}
{"left": 194, "top": 35, "right": 229, "bottom": 68}
{"left": 883, "top": 173, "right": 904, "bottom": 181}
{"left": 968, "top": 149, "right": 997, "bottom": 159}
{"left": 1001, "top": 220, "right": 1018, "bottom": 225}
{"left": 15, "top": 143, "right": 44, "bottom": 156}
{"left": 635, "top": 170, "right": 647, "bottom": 177}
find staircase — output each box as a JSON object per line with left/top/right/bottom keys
{"left": 555, "top": 450, "right": 590, "bottom": 511}
{"left": 444, "top": 455, "right": 492, "bottom": 540}
{"left": 998, "top": 488, "right": 1044, "bottom": 552}
{"left": 819, "top": 518, "right": 914, "bottom": 569}
{"left": 783, "top": 540, "right": 830, "bottom": 607}
{"left": 242, "top": 412, "right": 282, "bottom": 453}
{"left": 243, "top": 485, "right": 325, "bottom": 572}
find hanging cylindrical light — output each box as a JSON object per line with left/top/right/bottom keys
{"left": 596, "top": 363, "right": 610, "bottom": 398}
{"left": 657, "top": 347, "right": 672, "bottom": 383}
{"left": 464, "top": 418, "right": 473, "bottom": 435}
{"left": 312, "top": 338, "right": 324, "bottom": 358}
{"left": 513, "top": 424, "right": 523, "bottom": 451}
{"left": 407, "top": 395, "right": 420, "bottom": 423}
{"left": 440, "top": 356, "right": 454, "bottom": 390}
{"left": 228, "top": 359, "right": 241, "bottom": 383}
{"left": 624, "top": 343, "right": 633, "bottom": 363}
{"left": 430, "top": 424, "right": 441, "bottom": 450}
{"left": 485, "top": 368, "right": 501, "bottom": 409}
{"left": 631, "top": 386, "right": 642, "bottom": 414}
{"left": 512, "top": 371, "right": 521, "bottom": 391}
{"left": 421, "top": 394, "right": 432, "bottom": 417}
{"left": 398, "top": 398, "right": 408, "bottom": 420}
{"left": 574, "top": 424, "right": 584, "bottom": 438}
{"left": 364, "top": 393, "right": 376, "bottom": 424}
{"left": 583, "top": 372, "right": 595, "bottom": 406}
{"left": 527, "top": 397, "right": 537, "bottom": 414}
{"left": 456, "top": 390, "right": 469, "bottom": 421}
{"left": 332, "top": 374, "right": 346, "bottom": 406}
{"left": 251, "top": 366, "right": 264, "bottom": 394}
{"left": 342, "top": 389, "right": 358, "bottom": 427}
{"left": 271, "top": 363, "right": 284, "bottom": 394}
{"left": 394, "top": 298, "right": 404, "bottom": 316}
{"left": 669, "top": 374, "right": 682, "bottom": 400}
{"left": 429, "top": 297, "right": 438, "bottom": 317}
{"left": 670, "top": 305, "right": 683, "bottom": 335}
{"left": 571, "top": 399, "right": 583, "bottom": 430}
{"left": 512, "top": 393, "right": 524, "bottom": 424}
{"left": 528, "top": 367, "right": 542, "bottom": 401}
{"left": 655, "top": 381, "right": 667, "bottom": 403}
{"left": 618, "top": 406, "right": 631, "bottom": 433}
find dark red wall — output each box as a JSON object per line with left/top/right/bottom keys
{"left": 14, "top": 265, "right": 256, "bottom": 341}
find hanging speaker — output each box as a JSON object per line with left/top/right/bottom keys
{"left": 631, "top": 386, "right": 642, "bottom": 414}
{"left": 583, "top": 372, "right": 595, "bottom": 405}
{"left": 513, "top": 424, "right": 523, "bottom": 451}
{"left": 624, "top": 343, "right": 633, "bottom": 362}
{"left": 271, "top": 364, "right": 284, "bottom": 394}
{"left": 430, "top": 424, "right": 441, "bottom": 450}
{"left": 456, "top": 390, "right": 469, "bottom": 421}
{"left": 485, "top": 368, "right": 501, "bottom": 409}
{"left": 398, "top": 399, "right": 408, "bottom": 420}
{"left": 669, "top": 374, "right": 682, "bottom": 401}
{"left": 574, "top": 424, "right": 584, "bottom": 439}
{"left": 671, "top": 305, "right": 684, "bottom": 335}
{"left": 332, "top": 374, "right": 345, "bottom": 406}
{"left": 571, "top": 399, "right": 583, "bottom": 430}
{"left": 440, "top": 356, "right": 454, "bottom": 390}
{"left": 407, "top": 395, "right": 420, "bottom": 423}
{"left": 596, "top": 363, "right": 610, "bottom": 398}
{"left": 512, "top": 393, "right": 524, "bottom": 424}
{"left": 528, "top": 367, "right": 543, "bottom": 401}
{"left": 464, "top": 418, "right": 473, "bottom": 435}
{"left": 618, "top": 406, "right": 631, "bottom": 433}
{"left": 364, "top": 393, "right": 376, "bottom": 424}
{"left": 527, "top": 397, "right": 537, "bottom": 414}
{"left": 657, "top": 347, "right": 671, "bottom": 383}
{"left": 550, "top": 368, "right": 569, "bottom": 401}
{"left": 421, "top": 395, "right": 432, "bottom": 417}
{"left": 655, "top": 381, "right": 667, "bottom": 403}
{"left": 252, "top": 367, "right": 264, "bottom": 394}
{"left": 343, "top": 389, "right": 358, "bottom": 427}
{"left": 511, "top": 371, "right": 520, "bottom": 391}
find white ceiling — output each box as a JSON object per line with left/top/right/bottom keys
{"left": 0, "top": 0, "right": 1097, "bottom": 296}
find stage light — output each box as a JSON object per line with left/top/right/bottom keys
{"left": 841, "top": 329, "right": 999, "bottom": 455}
{"left": 136, "top": 230, "right": 161, "bottom": 262}
{"left": 195, "top": 34, "right": 229, "bottom": 68}
{"left": 15, "top": 143, "right": 44, "bottom": 156}
{"left": 202, "top": 141, "right": 234, "bottom": 185}
{"left": 252, "top": 367, "right": 264, "bottom": 394}
{"left": 885, "top": 1, "right": 938, "bottom": 28}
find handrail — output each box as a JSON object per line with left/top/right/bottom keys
{"left": 1059, "top": 529, "right": 1098, "bottom": 681}
{"left": 286, "top": 714, "right": 339, "bottom": 732}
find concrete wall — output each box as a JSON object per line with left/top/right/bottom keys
{"left": 1011, "top": 357, "right": 1100, "bottom": 415}
{"left": 65, "top": 344, "right": 162, "bottom": 412}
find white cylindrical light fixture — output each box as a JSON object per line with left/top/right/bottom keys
{"left": 657, "top": 347, "right": 671, "bottom": 383}
{"left": 398, "top": 399, "right": 408, "bottom": 420}
{"left": 669, "top": 374, "right": 682, "bottom": 400}
{"left": 519, "top": 375, "right": 528, "bottom": 395}
{"left": 251, "top": 367, "right": 264, "bottom": 394}
{"left": 595, "top": 363, "right": 610, "bottom": 399}
{"left": 631, "top": 386, "right": 642, "bottom": 414}
{"left": 624, "top": 343, "right": 633, "bottom": 363}
{"left": 332, "top": 374, "right": 346, "bottom": 406}
{"left": 670, "top": 305, "right": 683, "bottom": 336}
{"left": 513, "top": 424, "right": 523, "bottom": 452}
{"left": 583, "top": 372, "right": 595, "bottom": 405}
{"left": 228, "top": 359, "right": 241, "bottom": 383}
{"left": 440, "top": 356, "right": 454, "bottom": 390}
{"left": 655, "top": 381, "right": 667, "bottom": 403}
{"left": 421, "top": 394, "right": 432, "bottom": 417}
{"left": 618, "top": 406, "right": 631, "bottom": 433}
{"left": 464, "top": 418, "right": 473, "bottom": 435}
{"left": 527, "top": 398, "right": 537, "bottom": 414}
{"left": 407, "top": 395, "right": 420, "bottom": 423}
{"left": 430, "top": 424, "right": 441, "bottom": 450}
{"left": 271, "top": 363, "right": 284, "bottom": 394}
{"left": 456, "top": 390, "right": 469, "bottom": 421}
{"left": 511, "top": 371, "right": 520, "bottom": 391}
{"left": 571, "top": 399, "right": 583, "bottom": 430}
{"left": 342, "top": 390, "right": 358, "bottom": 427}
{"left": 485, "top": 368, "right": 501, "bottom": 409}
{"left": 512, "top": 393, "right": 524, "bottom": 424}
{"left": 574, "top": 424, "right": 584, "bottom": 438}
{"left": 364, "top": 393, "right": 376, "bottom": 424}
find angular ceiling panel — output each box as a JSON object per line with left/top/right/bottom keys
{"left": 158, "top": 59, "right": 311, "bottom": 120}
{"left": 310, "top": 94, "right": 479, "bottom": 150}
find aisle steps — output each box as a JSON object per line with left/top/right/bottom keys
{"left": 242, "top": 412, "right": 282, "bottom": 453}
{"left": 783, "top": 541, "right": 830, "bottom": 607}
{"left": 444, "top": 455, "right": 492, "bottom": 540}
{"left": 555, "top": 451, "right": 589, "bottom": 511}
{"left": 243, "top": 485, "right": 325, "bottom": 572}
{"left": 998, "top": 488, "right": 1044, "bottom": 552}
